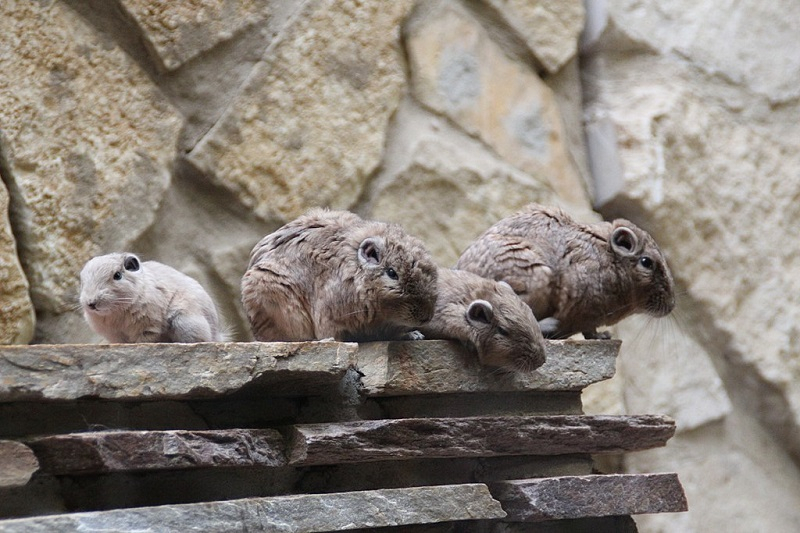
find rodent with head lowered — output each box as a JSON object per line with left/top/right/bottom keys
{"left": 456, "top": 204, "right": 675, "bottom": 339}
{"left": 418, "top": 268, "right": 546, "bottom": 372}
{"left": 80, "top": 253, "right": 224, "bottom": 343}
{"left": 241, "top": 208, "right": 439, "bottom": 342}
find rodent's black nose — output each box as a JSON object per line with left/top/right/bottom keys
{"left": 88, "top": 302, "right": 98, "bottom": 310}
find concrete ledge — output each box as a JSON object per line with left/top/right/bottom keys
{"left": 0, "top": 484, "right": 506, "bottom": 532}
{"left": 490, "top": 473, "right": 688, "bottom": 522}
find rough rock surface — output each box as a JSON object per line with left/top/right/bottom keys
{"left": 405, "top": 0, "right": 590, "bottom": 210}
{"left": 0, "top": 181, "right": 34, "bottom": 345}
{"left": 121, "top": 0, "right": 271, "bottom": 71}
{"left": 358, "top": 340, "right": 619, "bottom": 396}
{"left": 29, "top": 429, "right": 286, "bottom": 474}
{"left": 288, "top": 415, "right": 675, "bottom": 466}
{"left": 186, "top": 0, "right": 415, "bottom": 223}
{"left": 491, "top": 473, "right": 687, "bottom": 522}
{"left": 0, "top": 342, "right": 356, "bottom": 401}
{"left": 582, "top": 0, "right": 800, "bottom": 529}
{"left": 478, "top": 0, "right": 586, "bottom": 74}
{"left": 0, "top": 1, "right": 180, "bottom": 317}
{"left": 0, "top": 441, "right": 39, "bottom": 488}
{"left": 0, "top": 484, "right": 506, "bottom": 532}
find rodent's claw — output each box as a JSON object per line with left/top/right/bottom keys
{"left": 401, "top": 330, "right": 425, "bottom": 341}
{"left": 583, "top": 329, "right": 612, "bottom": 340}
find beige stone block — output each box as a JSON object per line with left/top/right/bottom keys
{"left": 0, "top": 179, "right": 34, "bottom": 345}
{"left": 482, "top": 0, "right": 585, "bottom": 73}
{"left": 366, "top": 101, "right": 563, "bottom": 266}
{"left": 0, "top": 1, "right": 181, "bottom": 314}
{"left": 121, "top": 0, "right": 271, "bottom": 71}
{"left": 405, "top": 1, "right": 590, "bottom": 209}
{"left": 186, "top": 0, "right": 415, "bottom": 223}
{"left": 0, "top": 440, "right": 39, "bottom": 488}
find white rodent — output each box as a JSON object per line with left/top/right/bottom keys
{"left": 79, "top": 253, "right": 224, "bottom": 343}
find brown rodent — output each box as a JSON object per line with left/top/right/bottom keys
{"left": 241, "top": 208, "right": 439, "bottom": 342}
{"left": 418, "top": 268, "right": 546, "bottom": 371}
{"left": 456, "top": 204, "right": 675, "bottom": 339}
{"left": 79, "top": 253, "right": 224, "bottom": 343}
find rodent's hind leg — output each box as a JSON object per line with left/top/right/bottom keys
{"left": 167, "top": 312, "right": 215, "bottom": 343}
{"left": 538, "top": 317, "right": 561, "bottom": 338}
{"left": 241, "top": 268, "right": 315, "bottom": 341}
{"left": 400, "top": 330, "right": 425, "bottom": 340}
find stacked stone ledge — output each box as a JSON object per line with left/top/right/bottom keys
{"left": 0, "top": 340, "right": 686, "bottom": 532}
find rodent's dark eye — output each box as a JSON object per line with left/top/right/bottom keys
{"left": 386, "top": 267, "right": 399, "bottom": 280}
{"left": 639, "top": 256, "right": 654, "bottom": 269}
{"left": 113, "top": 271, "right": 123, "bottom": 281}
{"left": 497, "top": 326, "right": 509, "bottom": 337}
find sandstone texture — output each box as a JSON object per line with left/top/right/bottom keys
{"left": 186, "top": 0, "right": 415, "bottom": 223}
{"left": 0, "top": 1, "right": 179, "bottom": 318}
{"left": 582, "top": 0, "right": 800, "bottom": 530}
{"left": 121, "top": 0, "right": 271, "bottom": 71}
{"left": 0, "top": 181, "right": 34, "bottom": 344}
{"left": 405, "top": 0, "right": 590, "bottom": 210}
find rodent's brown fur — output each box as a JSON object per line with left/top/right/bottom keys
{"left": 79, "top": 253, "right": 224, "bottom": 343}
{"left": 241, "top": 208, "right": 439, "bottom": 342}
{"left": 456, "top": 204, "right": 675, "bottom": 339}
{"left": 418, "top": 268, "right": 546, "bottom": 371}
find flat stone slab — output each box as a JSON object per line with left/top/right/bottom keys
{"left": 27, "top": 429, "right": 286, "bottom": 475}
{"left": 358, "top": 340, "right": 620, "bottom": 396}
{"left": 288, "top": 415, "right": 674, "bottom": 466}
{"left": 490, "top": 474, "right": 688, "bottom": 522}
{"left": 0, "top": 440, "right": 39, "bottom": 488}
{"left": 0, "top": 342, "right": 357, "bottom": 401}
{"left": 0, "top": 484, "right": 505, "bottom": 532}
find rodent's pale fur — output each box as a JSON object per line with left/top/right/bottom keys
{"left": 456, "top": 204, "right": 675, "bottom": 339}
{"left": 79, "top": 253, "right": 223, "bottom": 343}
{"left": 241, "top": 208, "right": 439, "bottom": 342}
{"left": 418, "top": 268, "right": 546, "bottom": 371}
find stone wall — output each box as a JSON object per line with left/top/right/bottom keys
{"left": 0, "top": 0, "right": 798, "bottom": 531}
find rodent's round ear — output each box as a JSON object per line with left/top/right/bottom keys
{"left": 611, "top": 227, "right": 638, "bottom": 257}
{"left": 358, "top": 237, "right": 385, "bottom": 266}
{"left": 123, "top": 255, "right": 140, "bottom": 272}
{"left": 467, "top": 299, "right": 494, "bottom": 326}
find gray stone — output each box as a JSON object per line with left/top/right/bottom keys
{"left": 0, "top": 179, "right": 34, "bottom": 345}
{"left": 0, "top": 484, "right": 506, "bottom": 532}
{"left": 405, "top": 0, "right": 591, "bottom": 211}
{"left": 358, "top": 340, "right": 619, "bottom": 396}
{"left": 186, "top": 0, "right": 415, "bottom": 223}
{"left": 28, "top": 429, "right": 285, "bottom": 475}
{"left": 0, "top": 1, "right": 180, "bottom": 316}
{"left": 120, "top": 0, "right": 272, "bottom": 71}
{"left": 0, "top": 341, "right": 356, "bottom": 401}
{"left": 0, "top": 440, "right": 39, "bottom": 488}
{"left": 491, "top": 474, "right": 687, "bottom": 522}
{"left": 287, "top": 415, "right": 675, "bottom": 466}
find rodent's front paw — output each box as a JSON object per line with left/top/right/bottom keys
{"left": 583, "top": 329, "right": 612, "bottom": 340}
{"left": 538, "top": 317, "right": 560, "bottom": 337}
{"left": 401, "top": 330, "right": 425, "bottom": 341}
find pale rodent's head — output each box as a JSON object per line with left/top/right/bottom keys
{"left": 354, "top": 226, "right": 438, "bottom": 330}
{"left": 463, "top": 278, "right": 546, "bottom": 372}
{"left": 608, "top": 220, "right": 675, "bottom": 318}
{"left": 79, "top": 253, "right": 144, "bottom": 317}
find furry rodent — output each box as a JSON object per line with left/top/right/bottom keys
{"left": 80, "top": 253, "right": 224, "bottom": 343}
{"left": 418, "top": 268, "right": 546, "bottom": 371}
{"left": 456, "top": 204, "right": 675, "bottom": 339}
{"left": 241, "top": 208, "right": 439, "bottom": 342}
